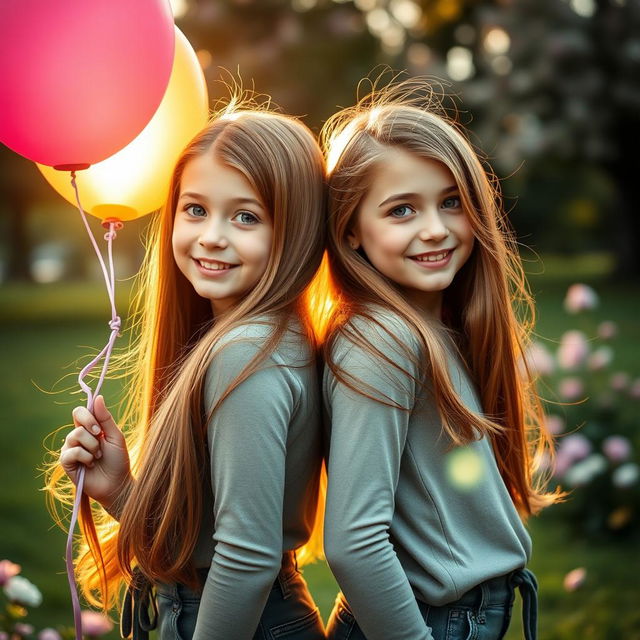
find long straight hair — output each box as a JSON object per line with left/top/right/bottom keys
{"left": 320, "top": 78, "right": 562, "bottom": 517}
{"left": 45, "top": 103, "right": 326, "bottom": 609}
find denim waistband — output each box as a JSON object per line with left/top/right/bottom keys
{"left": 120, "top": 551, "right": 298, "bottom": 640}
{"left": 427, "top": 568, "right": 538, "bottom": 640}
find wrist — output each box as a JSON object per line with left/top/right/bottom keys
{"left": 100, "top": 473, "right": 134, "bottom": 519}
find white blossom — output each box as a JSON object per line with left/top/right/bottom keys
{"left": 3, "top": 575, "right": 42, "bottom": 607}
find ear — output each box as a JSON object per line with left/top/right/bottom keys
{"left": 347, "top": 229, "right": 360, "bottom": 251}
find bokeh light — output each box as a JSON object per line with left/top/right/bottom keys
{"left": 484, "top": 27, "right": 511, "bottom": 56}
{"left": 446, "top": 447, "right": 485, "bottom": 491}
{"left": 447, "top": 46, "right": 475, "bottom": 81}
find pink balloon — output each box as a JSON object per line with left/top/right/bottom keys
{"left": 0, "top": 0, "right": 175, "bottom": 168}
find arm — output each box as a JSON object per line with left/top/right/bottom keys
{"left": 324, "top": 322, "right": 433, "bottom": 640}
{"left": 193, "top": 336, "right": 295, "bottom": 640}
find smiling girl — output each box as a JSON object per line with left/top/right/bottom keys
{"left": 320, "top": 80, "right": 561, "bottom": 640}
{"left": 48, "top": 104, "right": 326, "bottom": 639}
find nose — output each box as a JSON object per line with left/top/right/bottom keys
{"left": 417, "top": 208, "right": 450, "bottom": 242}
{"left": 198, "top": 216, "right": 229, "bottom": 249}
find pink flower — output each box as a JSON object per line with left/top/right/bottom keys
{"left": 0, "top": 632, "right": 9, "bottom": 640}
{"left": 559, "top": 433, "right": 592, "bottom": 461}
{"left": 597, "top": 321, "right": 617, "bottom": 339}
{"left": 80, "top": 611, "right": 113, "bottom": 637}
{"left": 0, "top": 559, "right": 21, "bottom": 586}
{"left": 523, "top": 341, "right": 555, "bottom": 376}
{"left": 610, "top": 372, "right": 630, "bottom": 391}
{"left": 552, "top": 450, "right": 573, "bottom": 477}
{"left": 557, "top": 330, "right": 589, "bottom": 370}
{"left": 563, "top": 567, "right": 587, "bottom": 591}
{"left": 587, "top": 346, "right": 613, "bottom": 371}
{"left": 545, "top": 414, "right": 565, "bottom": 435}
{"left": 14, "top": 624, "right": 34, "bottom": 637}
{"left": 558, "top": 377, "right": 584, "bottom": 400}
{"left": 564, "top": 284, "right": 598, "bottom": 313}
{"left": 629, "top": 378, "right": 640, "bottom": 399}
{"left": 38, "top": 630, "right": 62, "bottom": 640}
{"left": 602, "top": 435, "right": 632, "bottom": 463}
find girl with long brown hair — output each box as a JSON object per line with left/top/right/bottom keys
{"left": 320, "top": 79, "right": 562, "bottom": 640}
{"left": 48, "top": 102, "right": 326, "bottom": 639}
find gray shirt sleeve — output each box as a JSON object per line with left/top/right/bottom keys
{"left": 323, "top": 319, "right": 434, "bottom": 640}
{"left": 192, "top": 334, "right": 298, "bottom": 639}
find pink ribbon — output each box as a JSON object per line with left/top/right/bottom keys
{"left": 66, "top": 171, "right": 124, "bottom": 640}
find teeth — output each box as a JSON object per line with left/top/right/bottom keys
{"left": 198, "top": 260, "right": 231, "bottom": 271}
{"left": 415, "top": 250, "right": 450, "bottom": 263}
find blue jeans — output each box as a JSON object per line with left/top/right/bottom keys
{"left": 325, "top": 569, "right": 538, "bottom": 640}
{"left": 151, "top": 552, "right": 324, "bottom": 639}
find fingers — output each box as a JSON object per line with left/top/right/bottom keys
{"left": 72, "top": 396, "right": 119, "bottom": 439}
{"left": 92, "top": 395, "right": 120, "bottom": 437}
{"left": 64, "top": 426, "right": 102, "bottom": 459}
{"left": 72, "top": 405, "right": 102, "bottom": 437}
{"left": 60, "top": 445, "right": 97, "bottom": 470}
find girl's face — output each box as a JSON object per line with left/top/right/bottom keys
{"left": 172, "top": 152, "right": 273, "bottom": 316}
{"left": 348, "top": 147, "right": 475, "bottom": 317}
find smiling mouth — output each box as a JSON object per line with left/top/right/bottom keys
{"left": 409, "top": 249, "right": 454, "bottom": 263}
{"left": 193, "top": 258, "right": 239, "bottom": 271}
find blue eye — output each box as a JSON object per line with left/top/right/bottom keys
{"left": 442, "top": 196, "right": 461, "bottom": 209}
{"left": 185, "top": 204, "right": 206, "bottom": 217}
{"left": 233, "top": 211, "right": 259, "bottom": 225}
{"left": 389, "top": 205, "right": 415, "bottom": 219}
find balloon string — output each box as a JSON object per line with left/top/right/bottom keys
{"left": 66, "top": 171, "right": 123, "bottom": 640}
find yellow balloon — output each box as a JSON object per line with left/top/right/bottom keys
{"left": 37, "top": 27, "right": 209, "bottom": 221}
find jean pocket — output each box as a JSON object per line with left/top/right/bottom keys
{"left": 156, "top": 593, "right": 183, "bottom": 640}
{"left": 267, "top": 607, "right": 323, "bottom": 639}
{"left": 446, "top": 607, "right": 476, "bottom": 640}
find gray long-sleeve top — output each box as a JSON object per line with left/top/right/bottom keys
{"left": 189, "top": 320, "right": 322, "bottom": 638}
{"left": 323, "top": 310, "right": 531, "bottom": 640}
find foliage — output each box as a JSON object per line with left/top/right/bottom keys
{"left": 0, "top": 559, "right": 114, "bottom": 640}
{"left": 527, "top": 283, "right": 640, "bottom": 539}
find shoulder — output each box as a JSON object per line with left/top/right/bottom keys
{"left": 330, "top": 305, "right": 421, "bottom": 365}
{"left": 206, "top": 315, "right": 312, "bottom": 398}
{"left": 324, "top": 305, "right": 420, "bottom": 406}
{"left": 215, "top": 315, "right": 311, "bottom": 363}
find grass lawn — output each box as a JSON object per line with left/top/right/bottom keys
{"left": 1, "top": 268, "right": 638, "bottom": 638}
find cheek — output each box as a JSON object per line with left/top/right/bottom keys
{"left": 242, "top": 229, "right": 272, "bottom": 268}
{"left": 361, "top": 223, "right": 406, "bottom": 258}
{"left": 171, "top": 222, "right": 185, "bottom": 257}
{"left": 452, "top": 215, "right": 474, "bottom": 246}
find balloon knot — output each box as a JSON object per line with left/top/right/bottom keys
{"left": 109, "top": 316, "right": 122, "bottom": 334}
{"left": 102, "top": 218, "right": 124, "bottom": 240}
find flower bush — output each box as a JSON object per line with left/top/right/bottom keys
{"left": 526, "top": 283, "right": 640, "bottom": 538}
{"left": 0, "top": 560, "right": 112, "bottom": 640}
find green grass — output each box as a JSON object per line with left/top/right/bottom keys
{"left": 1, "top": 268, "right": 639, "bottom": 638}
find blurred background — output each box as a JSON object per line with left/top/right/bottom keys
{"left": 1, "top": 0, "right": 639, "bottom": 638}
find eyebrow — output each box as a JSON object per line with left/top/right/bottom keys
{"left": 178, "top": 192, "right": 264, "bottom": 209}
{"left": 377, "top": 185, "right": 459, "bottom": 208}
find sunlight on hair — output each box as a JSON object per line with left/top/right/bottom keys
{"left": 326, "top": 119, "right": 359, "bottom": 174}
{"left": 366, "top": 106, "right": 384, "bottom": 128}
{"left": 220, "top": 110, "right": 242, "bottom": 122}
{"left": 446, "top": 447, "right": 485, "bottom": 490}
{"left": 219, "top": 94, "right": 245, "bottom": 121}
